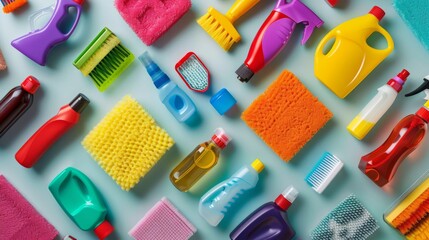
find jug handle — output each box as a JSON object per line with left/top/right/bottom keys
{"left": 315, "top": 31, "right": 337, "bottom": 59}
{"left": 365, "top": 26, "right": 394, "bottom": 56}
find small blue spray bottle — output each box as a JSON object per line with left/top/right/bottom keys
{"left": 139, "top": 52, "right": 198, "bottom": 124}
{"left": 199, "top": 159, "right": 264, "bottom": 226}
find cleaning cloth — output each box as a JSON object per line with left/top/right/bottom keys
{"left": 0, "top": 175, "right": 58, "bottom": 240}
{"left": 114, "top": 0, "right": 191, "bottom": 46}
{"left": 129, "top": 197, "right": 196, "bottom": 240}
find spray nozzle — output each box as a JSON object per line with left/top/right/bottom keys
{"left": 405, "top": 75, "right": 429, "bottom": 100}
{"left": 274, "top": 0, "right": 324, "bottom": 45}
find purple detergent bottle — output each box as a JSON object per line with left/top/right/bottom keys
{"left": 230, "top": 186, "right": 298, "bottom": 240}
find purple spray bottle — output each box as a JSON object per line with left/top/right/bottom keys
{"left": 11, "top": 0, "right": 84, "bottom": 66}
{"left": 236, "top": 0, "right": 323, "bottom": 82}
{"left": 230, "top": 186, "right": 299, "bottom": 240}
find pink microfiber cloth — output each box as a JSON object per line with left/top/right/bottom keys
{"left": 0, "top": 175, "right": 58, "bottom": 240}
{"left": 115, "top": 0, "right": 191, "bottom": 46}
{"left": 129, "top": 197, "right": 196, "bottom": 240}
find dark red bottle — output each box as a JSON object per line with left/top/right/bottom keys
{"left": 0, "top": 76, "right": 40, "bottom": 137}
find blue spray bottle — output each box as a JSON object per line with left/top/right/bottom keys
{"left": 139, "top": 51, "right": 198, "bottom": 124}
{"left": 199, "top": 159, "right": 264, "bottom": 226}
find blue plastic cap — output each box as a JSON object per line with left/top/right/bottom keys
{"left": 138, "top": 51, "right": 170, "bottom": 89}
{"left": 210, "top": 88, "right": 237, "bottom": 115}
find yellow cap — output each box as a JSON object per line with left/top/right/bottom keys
{"left": 251, "top": 159, "right": 264, "bottom": 173}
{"left": 424, "top": 100, "right": 429, "bottom": 108}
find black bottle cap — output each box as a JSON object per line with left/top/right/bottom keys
{"left": 69, "top": 93, "right": 90, "bottom": 113}
{"left": 235, "top": 64, "right": 254, "bottom": 83}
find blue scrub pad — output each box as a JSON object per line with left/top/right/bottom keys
{"left": 310, "top": 195, "right": 379, "bottom": 240}
{"left": 393, "top": 0, "right": 429, "bottom": 52}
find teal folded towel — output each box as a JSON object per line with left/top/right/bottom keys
{"left": 393, "top": 0, "right": 429, "bottom": 52}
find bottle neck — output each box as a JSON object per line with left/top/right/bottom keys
{"left": 209, "top": 139, "right": 224, "bottom": 150}
{"left": 274, "top": 195, "right": 291, "bottom": 211}
{"left": 416, "top": 106, "right": 429, "bottom": 123}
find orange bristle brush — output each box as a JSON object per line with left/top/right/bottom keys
{"left": 1, "top": 0, "right": 27, "bottom": 13}
{"left": 385, "top": 172, "right": 429, "bottom": 239}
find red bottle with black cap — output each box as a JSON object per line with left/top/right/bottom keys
{"left": 15, "top": 93, "right": 90, "bottom": 168}
{"left": 0, "top": 76, "right": 40, "bottom": 137}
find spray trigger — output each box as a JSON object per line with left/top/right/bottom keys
{"left": 275, "top": 0, "right": 324, "bottom": 45}
{"left": 405, "top": 76, "right": 429, "bottom": 100}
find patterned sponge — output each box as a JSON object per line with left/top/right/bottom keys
{"left": 82, "top": 95, "right": 174, "bottom": 191}
{"left": 0, "top": 175, "right": 58, "bottom": 239}
{"left": 242, "top": 70, "right": 333, "bottom": 162}
{"left": 310, "top": 195, "right": 379, "bottom": 240}
{"left": 129, "top": 197, "right": 196, "bottom": 240}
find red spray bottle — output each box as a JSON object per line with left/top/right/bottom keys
{"left": 236, "top": 0, "right": 323, "bottom": 83}
{"left": 359, "top": 77, "right": 429, "bottom": 187}
{"left": 16, "top": 93, "right": 89, "bottom": 168}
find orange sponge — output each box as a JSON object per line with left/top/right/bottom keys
{"left": 242, "top": 70, "right": 333, "bottom": 162}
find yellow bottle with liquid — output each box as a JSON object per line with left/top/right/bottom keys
{"left": 315, "top": 6, "right": 394, "bottom": 98}
{"left": 170, "top": 128, "right": 230, "bottom": 192}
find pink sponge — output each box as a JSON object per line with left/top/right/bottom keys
{"left": 115, "top": 0, "right": 191, "bottom": 46}
{"left": 129, "top": 197, "right": 196, "bottom": 240}
{"left": 0, "top": 175, "right": 58, "bottom": 239}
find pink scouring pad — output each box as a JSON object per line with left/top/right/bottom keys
{"left": 114, "top": 0, "right": 191, "bottom": 46}
{"left": 0, "top": 175, "right": 58, "bottom": 239}
{"left": 129, "top": 197, "right": 196, "bottom": 240}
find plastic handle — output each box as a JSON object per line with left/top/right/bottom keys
{"left": 49, "top": 0, "right": 83, "bottom": 38}
{"left": 11, "top": 0, "right": 83, "bottom": 65}
{"left": 226, "top": 0, "right": 260, "bottom": 23}
{"left": 29, "top": 5, "right": 55, "bottom": 32}
{"left": 364, "top": 25, "right": 394, "bottom": 56}
{"left": 15, "top": 106, "right": 80, "bottom": 168}
{"left": 315, "top": 31, "right": 337, "bottom": 58}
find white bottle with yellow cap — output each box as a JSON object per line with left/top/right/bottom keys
{"left": 199, "top": 159, "right": 264, "bottom": 226}
{"left": 347, "top": 69, "right": 409, "bottom": 140}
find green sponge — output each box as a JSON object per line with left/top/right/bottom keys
{"left": 393, "top": 0, "right": 429, "bottom": 52}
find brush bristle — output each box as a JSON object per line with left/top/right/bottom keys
{"left": 197, "top": 8, "right": 240, "bottom": 51}
{"left": 385, "top": 177, "right": 429, "bottom": 238}
{"left": 305, "top": 152, "right": 343, "bottom": 194}
{"left": 177, "top": 54, "right": 209, "bottom": 91}
{"left": 2, "top": 0, "right": 27, "bottom": 13}
{"left": 79, "top": 35, "right": 120, "bottom": 76}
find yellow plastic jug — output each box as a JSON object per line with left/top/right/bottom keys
{"left": 315, "top": 6, "right": 394, "bottom": 99}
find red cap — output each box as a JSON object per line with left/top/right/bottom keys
{"left": 73, "top": 0, "right": 85, "bottom": 5}
{"left": 275, "top": 194, "right": 292, "bottom": 211}
{"left": 211, "top": 128, "right": 230, "bottom": 149}
{"left": 94, "top": 220, "right": 114, "bottom": 240}
{"left": 388, "top": 69, "right": 409, "bottom": 92}
{"left": 369, "top": 6, "right": 385, "bottom": 21}
{"left": 21, "top": 76, "right": 40, "bottom": 94}
{"left": 417, "top": 107, "right": 429, "bottom": 123}
{"left": 325, "top": 0, "right": 338, "bottom": 7}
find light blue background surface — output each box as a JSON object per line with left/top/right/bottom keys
{"left": 1, "top": 0, "right": 428, "bottom": 239}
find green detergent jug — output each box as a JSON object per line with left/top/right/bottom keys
{"left": 49, "top": 167, "right": 114, "bottom": 240}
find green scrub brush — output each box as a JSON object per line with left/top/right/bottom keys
{"left": 73, "top": 27, "right": 135, "bottom": 92}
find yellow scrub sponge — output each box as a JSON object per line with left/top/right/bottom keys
{"left": 82, "top": 95, "right": 174, "bottom": 191}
